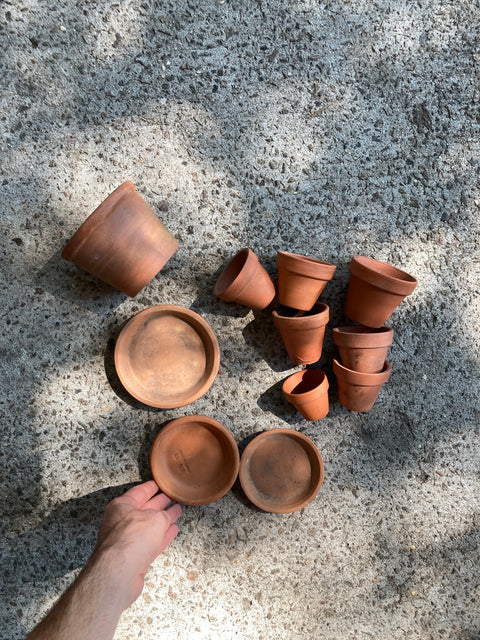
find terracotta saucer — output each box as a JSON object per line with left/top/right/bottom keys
{"left": 114, "top": 305, "right": 220, "bottom": 408}
{"left": 239, "top": 429, "right": 324, "bottom": 513}
{"left": 150, "top": 415, "right": 240, "bottom": 505}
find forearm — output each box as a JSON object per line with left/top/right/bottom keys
{"left": 27, "top": 548, "right": 127, "bottom": 640}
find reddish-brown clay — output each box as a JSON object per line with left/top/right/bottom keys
{"left": 114, "top": 305, "right": 220, "bottom": 408}
{"left": 276, "top": 251, "right": 336, "bottom": 311}
{"left": 332, "top": 325, "right": 393, "bottom": 373}
{"left": 214, "top": 248, "right": 276, "bottom": 310}
{"left": 272, "top": 303, "right": 329, "bottom": 365}
{"left": 62, "top": 181, "right": 179, "bottom": 297}
{"left": 239, "top": 428, "right": 324, "bottom": 513}
{"left": 282, "top": 368, "right": 329, "bottom": 421}
{"left": 345, "top": 256, "right": 417, "bottom": 327}
{"left": 150, "top": 415, "right": 240, "bottom": 505}
{"left": 333, "top": 358, "right": 392, "bottom": 412}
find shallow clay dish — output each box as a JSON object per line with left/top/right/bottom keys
{"left": 114, "top": 305, "right": 220, "bottom": 408}
{"left": 150, "top": 415, "right": 240, "bottom": 505}
{"left": 239, "top": 429, "right": 324, "bottom": 513}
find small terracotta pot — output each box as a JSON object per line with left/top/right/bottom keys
{"left": 282, "top": 368, "right": 329, "bottom": 421}
{"left": 272, "top": 303, "right": 329, "bottom": 365}
{"left": 150, "top": 415, "right": 240, "bottom": 506}
{"left": 332, "top": 325, "right": 393, "bottom": 373}
{"left": 214, "top": 248, "right": 276, "bottom": 310}
{"left": 239, "top": 428, "right": 324, "bottom": 513}
{"left": 333, "top": 358, "right": 392, "bottom": 412}
{"left": 345, "top": 256, "right": 418, "bottom": 327}
{"left": 62, "top": 181, "right": 179, "bottom": 297}
{"left": 276, "top": 251, "right": 336, "bottom": 311}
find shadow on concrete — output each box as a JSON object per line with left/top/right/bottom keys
{"left": 1, "top": 483, "right": 133, "bottom": 638}
{"left": 257, "top": 377, "right": 296, "bottom": 423}
{"left": 32, "top": 250, "right": 127, "bottom": 314}
{"left": 242, "top": 306, "right": 293, "bottom": 372}
{"left": 136, "top": 419, "right": 172, "bottom": 481}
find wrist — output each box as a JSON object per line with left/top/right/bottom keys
{"left": 88, "top": 544, "right": 141, "bottom": 612}
{"left": 85, "top": 546, "right": 131, "bottom": 612}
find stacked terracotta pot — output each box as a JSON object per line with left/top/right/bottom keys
{"left": 214, "top": 248, "right": 337, "bottom": 421}
{"left": 215, "top": 249, "right": 418, "bottom": 416}
{"left": 332, "top": 256, "right": 417, "bottom": 411}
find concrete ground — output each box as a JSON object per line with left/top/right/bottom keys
{"left": 1, "top": 0, "right": 479, "bottom": 638}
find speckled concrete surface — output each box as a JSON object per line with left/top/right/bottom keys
{"left": 1, "top": 1, "right": 479, "bottom": 639}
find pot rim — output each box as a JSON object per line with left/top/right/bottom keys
{"left": 349, "top": 256, "right": 417, "bottom": 296}
{"left": 214, "top": 248, "right": 259, "bottom": 300}
{"left": 282, "top": 368, "right": 329, "bottom": 402}
{"left": 272, "top": 302, "right": 329, "bottom": 330}
{"left": 333, "top": 357, "right": 392, "bottom": 386}
{"left": 62, "top": 180, "right": 136, "bottom": 261}
{"left": 332, "top": 325, "right": 393, "bottom": 348}
{"left": 239, "top": 428, "right": 324, "bottom": 513}
{"left": 277, "top": 251, "right": 336, "bottom": 280}
{"left": 150, "top": 414, "right": 240, "bottom": 505}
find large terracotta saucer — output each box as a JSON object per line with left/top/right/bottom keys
{"left": 239, "top": 429, "right": 324, "bottom": 513}
{"left": 150, "top": 415, "right": 240, "bottom": 505}
{"left": 114, "top": 305, "right": 220, "bottom": 408}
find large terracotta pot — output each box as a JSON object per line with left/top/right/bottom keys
{"left": 272, "top": 302, "right": 329, "bottom": 365}
{"left": 332, "top": 325, "right": 393, "bottom": 373}
{"left": 345, "top": 256, "right": 417, "bottom": 327}
{"left": 62, "top": 181, "right": 179, "bottom": 297}
{"left": 333, "top": 358, "right": 392, "bottom": 412}
{"left": 276, "top": 251, "right": 336, "bottom": 311}
{"left": 239, "top": 428, "right": 324, "bottom": 513}
{"left": 214, "top": 248, "right": 276, "bottom": 310}
{"left": 282, "top": 368, "right": 329, "bottom": 421}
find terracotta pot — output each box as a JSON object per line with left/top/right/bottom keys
{"left": 62, "top": 181, "right": 179, "bottom": 297}
{"left": 150, "top": 415, "right": 239, "bottom": 505}
{"left": 345, "top": 256, "right": 418, "bottom": 327}
{"left": 239, "top": 428, "right": 324, "bottom": 513}
{"left": 282, "top": 368, "right": 329, "bottom": 421}
{"left": 114, "top": 305, "right": 220, "bottom": 408}
{"left": 272, "top": 302, "right": 329, "bottom": 365}
{"left": 333, "top": 358, "right": 392, "bottom": 412}
{"left": 214, "top": 248, "right": 276, "bottom": 310}
{"left": 332, "top": 325, "right": 393, "bottom": 373}
{"left": 276, "top": 251, "right": 336, "bottom": 311}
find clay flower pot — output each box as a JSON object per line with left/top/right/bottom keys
{"left": 272, "top": 302, "right": 329, "bottom": 365}
{"left": 345, "top": 256, "right": 418, "bottom": 327}
{"left": 62, "top": 181, "right": 179, "bottom": 297}
{"left": 214, "top": 248, "right": 276, "bottom": 310}
{"left": 150, "top": 415, "right": 240, "bottom": 506}
{"left": 282, "top": 368, "right": 329, "bottom": 421}
{"left": 332, "top": 325, "right": 393, "bottom": 373}
{"left": 333, "top": 358, "right": 392, "bottom": 412}
{"left": 114, "top": 305, "right": 220, "bottom": 408}
{"left": 239, "top": 428, "right": 324, "bottom": 513}
{"left": 276, "top": 251, "right": 336, "bottom": 311}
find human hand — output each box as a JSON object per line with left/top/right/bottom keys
{"left": 92, "top": 480, "right": 182, "bottom": 610}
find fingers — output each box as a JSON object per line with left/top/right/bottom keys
{"left": 118, "top": 480, "right": 160, "bottom": 508}
{"left": 142, "top": 492, "right": 172, "bottom": 512}
{"left": 162, "top": 523, "right": 179, "bottom": 549}
{"left": 164, "top": 503, "right": 182, "bottom": 523}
